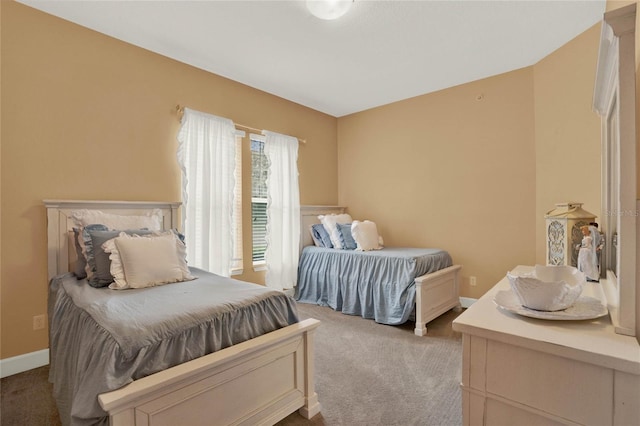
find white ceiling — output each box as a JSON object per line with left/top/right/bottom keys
{"left": 17, "top": 0, "right": 606, "bottom": 117}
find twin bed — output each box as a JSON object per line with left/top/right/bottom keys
{"left": 46, "top": 201, "right": 460, "bottom": 426}
{"left": 45, "top": 200, "right": 320, "bottom": 426}
{"left": 296, "top": 206, "right": 461, "bottom": 336}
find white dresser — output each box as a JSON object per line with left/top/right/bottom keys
{"left": 452, "top": 266, "right": 640, "bottom": 426}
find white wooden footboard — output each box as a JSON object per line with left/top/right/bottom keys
{"left": 414, "top": 265, "right": 462, "bottom": 336}
{"left": 99, "top": 318, "right": 321, "bottom": 426}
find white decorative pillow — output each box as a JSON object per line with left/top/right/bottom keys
{"left": 351, "top": 220, "right": 383, "bottom": 251}
{"left": 71, "top": 209, "right": 163, "bottom": 231}
{"left": 318, "top": 213, "right": 353, "bottom": 249}
{"left": 103, "top": 231, "right": 194, "bottom": 290}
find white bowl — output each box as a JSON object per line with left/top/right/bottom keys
{"left": 506, "top": 265, "right": 585, "bottom": 312}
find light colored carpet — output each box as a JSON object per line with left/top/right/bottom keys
{"left": 277, "top": 303, "right": 463, "bottom": 426}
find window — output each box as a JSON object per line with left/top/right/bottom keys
{"left": 178, "top": 108, "right": 299, "bottom": 281}
{"left": 251, "top": 135, "right": 269, "bottom": 266}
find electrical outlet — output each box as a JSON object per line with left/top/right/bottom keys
{"left": 33, "top": 315, "right": 45, "bottom": 330}
{"left": 469, "top": 276, "right": 477, "bottom": 287}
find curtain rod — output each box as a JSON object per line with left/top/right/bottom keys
{"left": 175, "top": 105, "right": 306, "bottom": 144}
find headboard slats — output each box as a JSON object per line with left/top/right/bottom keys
{"left": 44, "top": 200, "right": 181, "bottom": 279}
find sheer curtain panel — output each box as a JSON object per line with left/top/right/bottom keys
{"left": 177, "top": 108, "right": 237, "bottom": 277}
{"left": 263, "top": 131, "right": 300, "bottom": 290}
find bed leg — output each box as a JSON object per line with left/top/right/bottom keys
{"left": 414, "top": 323, "right": 428, "bottom": 336}
{"left": 415, "top": 276, "right": 428, "bottom": 336}
{"left": 298, "top": 325, "right": 322, "bottom": 419}
{"left": 299, "top": 393, "right": 321, "bottom": 419}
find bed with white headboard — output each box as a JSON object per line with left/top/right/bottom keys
{"left": 299, "top": 205, "right": 461, "bottom": 336}
{"left": 45, "top": 199, "right": 320, "bottom": 426}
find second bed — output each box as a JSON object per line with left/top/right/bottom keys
{"left": 296, "top": 206, "right": 462, "bottom": 336}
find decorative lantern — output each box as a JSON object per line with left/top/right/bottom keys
{"left": 545, "top": 202, "right": 597, "bottom": 267}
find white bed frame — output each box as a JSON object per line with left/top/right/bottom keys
{"left": 300, "top": 205, "right": 461, "bottom": 336}
{"left": 44, "top": 200, "right": 321, "bottom": 426}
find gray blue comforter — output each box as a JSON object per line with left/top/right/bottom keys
{"left": 48, "top": 268, "right": 298, "bottom": 426}
{"left": 295, "top": 246, "right": 452, "bottom": 325}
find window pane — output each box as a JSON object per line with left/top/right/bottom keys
{"left": 251, "top": 139, "right": 269, "bottom": 199}
{"left": 252, "top": 200, "right": 267, "bottom": 262}
{"left": 251, "top": 138, "right": 269, "bottom": 263}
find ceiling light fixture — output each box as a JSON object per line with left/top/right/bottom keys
{"left": 306, "top": 0, "right": 353, "bottom": 20}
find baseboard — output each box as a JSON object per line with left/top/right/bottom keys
{"left": 0, "top": 349, "right": 49, "bottom": 378}
{"left": 460, "top": 297, "right": 477, "bottom": 309}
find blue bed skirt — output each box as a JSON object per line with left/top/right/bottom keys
{"left": 295, "top": 246, "right": 452, "bottom": 325}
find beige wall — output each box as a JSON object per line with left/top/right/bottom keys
{"left": 0, "top": 1, "right": 338, "bottom": 359}
{"left": 337, "top": 68, "right": 537, "bottom": 299}
{"left": 337, "top": 24, "right": 603, "bottom": 299}
{"left": 534, "top": 24, "right": 603, "bottom": 265}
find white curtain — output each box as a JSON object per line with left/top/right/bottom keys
{"left": 263, "top": 131, "right": 300, "bottom": 290}
{"left": 177, "top": 108, "right": 236, "bottom": 277}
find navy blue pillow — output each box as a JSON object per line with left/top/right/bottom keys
{"left": 336, "top": 223, "right": 357, "bottom": 250}
{"left": 311, "top": 223, "right": 333, "bottom": 248}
